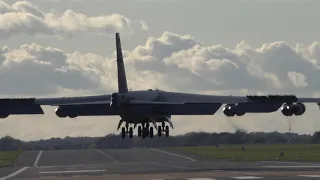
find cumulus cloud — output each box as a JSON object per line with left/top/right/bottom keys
{"left": 122, "top": 32, "right": 320, "bottom": 94}
{"left": 0, "top": 0, "right": 146, "bottom": 38}
{"left": 0, "top": 43, "right": 101, "bottom": 96}
{"left": 1, "top": 31, "right": 320, "bottom": 140}
{"left": 2, "top": 31, "right": 320, "bottom": 96}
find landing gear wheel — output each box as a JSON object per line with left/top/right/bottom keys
{"left": 121, "top": 127, "right": 125, "bottom": 139}
{"left": 138, "top": 126, "right": 142, "bottom": 137}
{"left": 145, "top": 124, "right": 149, "bottom": 137}
{"left": 165, "top": 125, "right": 169, "bottom": 137}
{"left": 158, "top": 126, "right": 162, "bottom": 137}
{"left": 142, "top": 127, "right": 148, "bottom": 138}
{"left": 142, "top": 129, "right": 146, "bottom": 138}
{"left": 129, "top": 127, "right": 133, "bottom": 138}
{"left": 149, "top": 127, "right": 154, "bottom": 138}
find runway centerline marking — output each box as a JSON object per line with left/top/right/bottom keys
{"left": 95, "top": 149, "right": 118, "bottom": 163}
{"left": 0, "top": 167, "right": 28, "bottom": 180}
{"left": 150, "top": 148, "right": 196, "bottom": 162}
{"left": 34, "top": 151, "right": 43, "bottom": 167}
{"left": 39, "top": 169, "right": 106, "bottom": 174}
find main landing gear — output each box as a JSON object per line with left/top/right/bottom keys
{"left": 120, "top": 122, "right": 170, "bottom": 139}
{"left": 121, "top": 123, "right": 133, "bottom": 139}
{"left": 137, "top": 123, "right": 155, "bottom": 138}
{"left": 156, "top": 122, "right": 169, "bottom": 137}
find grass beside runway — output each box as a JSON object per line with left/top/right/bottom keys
{"left": 0, "top": 150, "right": 23, "bottom": 166}
{"left": 169, "top": 144, "right": 320, "bottom": 162}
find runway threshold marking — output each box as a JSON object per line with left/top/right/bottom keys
{"left": 39, "top": 169, "right": 106, "bottom": 174}
{"left": 150, "top": 148, "right": 196, "bottom": 162}
{"left": 95, "top": 149, "right": 118, "bottom": 163}
{"left": 34, "top": 151, "right": 43, "bottom": 167}
{"left": 0, "top": 167, "right": 28, "bottom": 180}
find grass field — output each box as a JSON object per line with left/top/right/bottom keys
{"left": 170, "top": 144, "right": 320, "bottom": 161}
{"left": 0, "top": 150, "right": 23, "bottom": 165}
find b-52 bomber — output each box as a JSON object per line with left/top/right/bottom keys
{"left": 2, "top": 33, "right": 320, "bottom": 139}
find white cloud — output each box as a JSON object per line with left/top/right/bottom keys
{"left": 287, "top": 71, "right": 308, "bottom": 88}
{"left": 0, "top": 0, "right": 145, "bottom": 38}
{"left": 2, "top": 30, "right": 320, "bottom": 96}
{"left": 1, "top": 31, "right": 320, "bottom": 140}
{"left": 140, "top": 20, "right": 148, "bottom": 31}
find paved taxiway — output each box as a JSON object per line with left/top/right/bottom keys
{"left": 1, "top": 148, "right": 320, "bottom": 179}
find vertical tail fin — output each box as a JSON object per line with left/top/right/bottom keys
{"left": 116, "top": 33, "right": 128, "bottom": 93}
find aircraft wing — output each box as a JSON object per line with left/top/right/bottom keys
{"left": 34, "top": 95, "right": 111, "bottom": 106}
{"left": 127, "top": 100, "right": 184, "bottom": 105}
{"left": 297, "top": 97, "right": 320, "bottom": 103}
{"left": 160, "top": 92, "right": 320, "bottom": 104}
{"left": 32, "top": 92, "right": 320, "bottom": 107}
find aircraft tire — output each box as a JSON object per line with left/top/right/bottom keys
{"left": 121, "top": 127, "right": 126, "bottom": 139}
{"left": 142, "top": 130, "right": 146, "bottom": 138}
{"left": 138, "top": 126, "right": 142, "bottom": 137}
{"left": 149, "top": 127, "right": 154, "bottom": 138}
{"left": 165, "top": 126, "right": 169, "bottom": 137}
{"left": 158, "top": 126, "right": 162, "bottom": 137}
{"left": 129, "top": 127, "right": 133, "bottom": 138}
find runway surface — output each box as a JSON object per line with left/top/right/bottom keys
{"left": 1, "top": 148, "right": 320, "bottom": 179}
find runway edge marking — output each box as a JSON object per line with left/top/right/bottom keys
{"left": 95, "top": 149, "right": 118, "bottom": 163}
{"left": 298, "top": 175, "right": 320, "bottom": 178}
{"left": 34, "top": 151, "right": 43, "bottom": 167}
{"left": 0, "top": 167, "right": 28, "bottom": 180}
{"left": 261, "top": 165, "right": 320, "bottom": 168}
{"left": 149, "top": 148, "right": 196, "bottom": 162}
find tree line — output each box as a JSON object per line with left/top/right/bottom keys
{"left": 1, "top": 130, "right": 320, "bottom": 151}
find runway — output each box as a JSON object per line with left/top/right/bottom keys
{"left": 1, "top": 148, "right": 320, "bottom": 180}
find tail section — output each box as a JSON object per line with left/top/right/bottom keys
{"left": 116, "top": 33, "right": 128, "bottom": 93}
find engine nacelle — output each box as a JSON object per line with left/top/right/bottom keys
{"left": 222, "top": 104, "right": 246, "bottom": 116}
{"left": 291, "top": 102, "right": 306, "bottom": 116}
{"left": 223, "top": 104, "right": 236, "bottom": 116}
{"left": 281, "top": 104, "right": 293, "bottom": 116}
{"left": 281, "top": 103, "right": 306, "bottom": 116}
{"left": 55, "top": 107, "right": 67, "bottom": 118}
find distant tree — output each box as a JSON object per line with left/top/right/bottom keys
{"left": 311, "top": 131, "right": 320, "bottom": 143}
{"left": 0, "top": 129, "right": 316, "bottom": 150}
